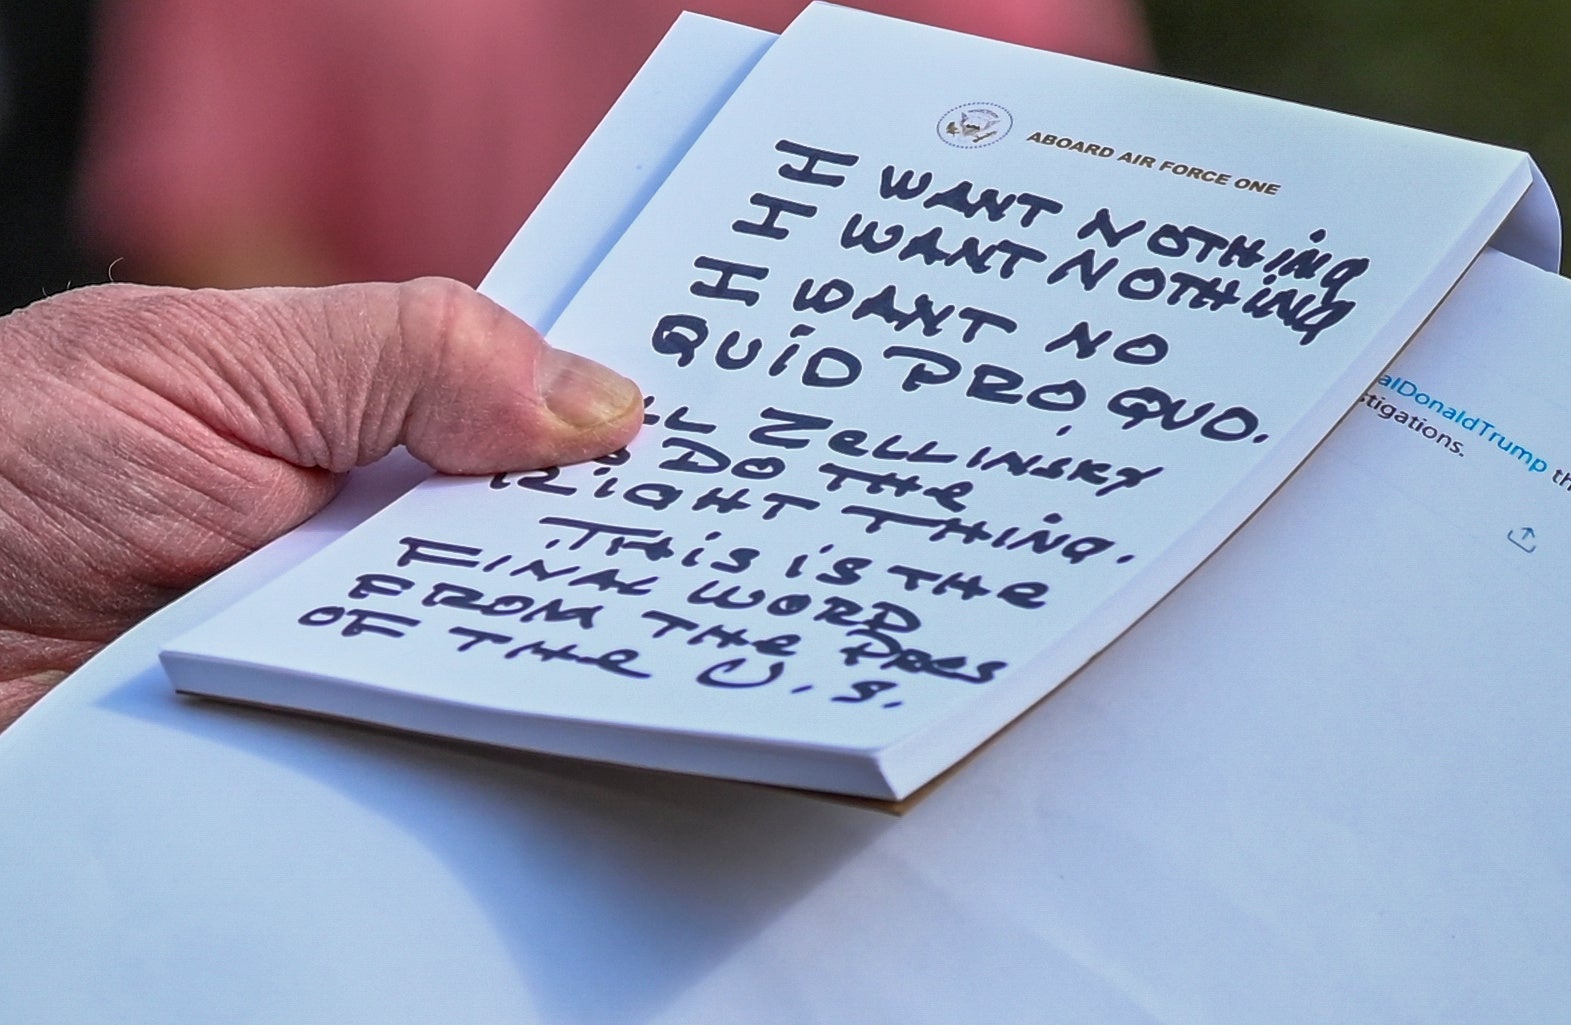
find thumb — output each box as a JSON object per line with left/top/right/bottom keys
{"left": 127, "top": 276, "right": 643, "bottom": 474}
{"left": 0, "top": 278, "right": 644, "bottom": 690}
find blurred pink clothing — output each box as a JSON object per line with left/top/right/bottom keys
{"left": 81, "top": 0, "right": 1150, "bottom": 287}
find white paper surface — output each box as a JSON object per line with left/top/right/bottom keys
{"left": 161, "top": 3, "right": 1541, "bottom": 799}
{"left": 3, "top": 249, "right": 1567, "bottom": 1025}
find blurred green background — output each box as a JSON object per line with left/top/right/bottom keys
{"left": 1145, "top": 0, "right": 1571, "bottom": 271}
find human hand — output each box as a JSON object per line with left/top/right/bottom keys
{"left": 0, "top": 278, "right": 642, "bottom": 727}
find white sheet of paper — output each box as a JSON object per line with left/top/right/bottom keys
{"left": 6, "top": 249, "right": 1568, "bottom": 1025}
{"left": 161, "top": 4, "right": 1545, "bottom": 799}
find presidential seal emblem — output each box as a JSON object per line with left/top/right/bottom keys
{"left": 938, "top": 103, "right": 1012, "bottom": 148}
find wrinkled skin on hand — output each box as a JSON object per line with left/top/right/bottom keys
{"left": 0, "top": 278, "right": 642, "bottom": 727}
